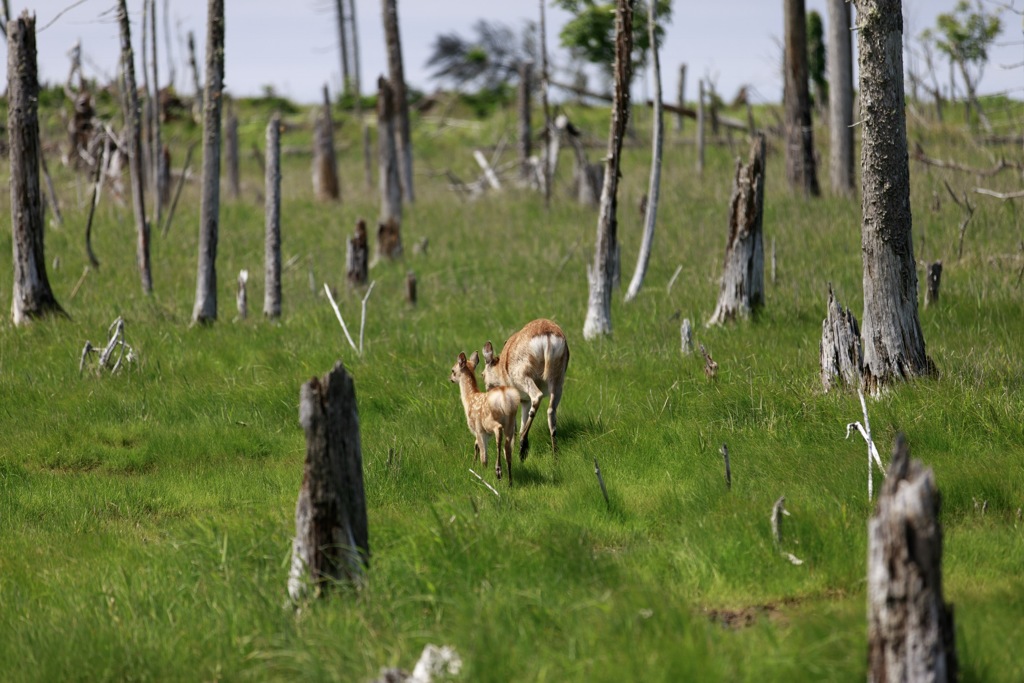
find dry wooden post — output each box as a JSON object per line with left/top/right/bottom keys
{"left": 382, "top": 0, "right": 413, "bottom": 203}
{"left": 405, "top": 270, "right": 417, "bottom": 305}
{"left": 117, "top": 0, "right": 153, "bottom": 294}
{"left": 783, "top": 0, "right": 821, "bottom": 197}
{"left": 236, "top": 269, "right": 248, "bottom": 320}
{"left": 518, "top": 60, "right": 533, "bottom": 181}
{"left": 192, "top": 0, "right": 225, "bottom": 324}
{"left": 680, "top": 318, "right": 693, "bottom": 354}
{"left": 696, "top": 78, "right": 705, "bottom": 176}
{"left": 675, "top": 63, "right": 686, "bottom": 132}
{"left": 707, "top": 134, "right": 767, "bottom": 325}
{"left": 376, "top": 220, "right": 403, "bottom": 261}
{"left": 225, "top": 97, "right": 241, "bottom": 199}
{"left": 582, "top": 0, "right": 633, "bottom": 341}
{"left": 8, "top": 11, "right": 65, "bottom": 325}
{"left": 287, "top": 361, "right": 370, "bottom": 601}
{"left": 346, "top": 219, "right": 369, "bottom": 287}
{"left": 868, "top": 434, "right": 957, "bottom": 682}
{"left": 624, "top": 0, "right": 665, "bottom": 304}
{"left": 820, "top": 284, "right": 863, "bottom": 392}
{"left": 313, "top": 84, "right": 340, "bottom": 201}
{"left": 827, "top": 0, "right": 855, "bottom": 197}
{"left": 264, "top": 113, "right": 282, "bottom": 319}
{"left": 925, "top": 261, "right": 943, "bottom": 307}
{"left": 377, "top": 76, "right": 402, "bottom": 261}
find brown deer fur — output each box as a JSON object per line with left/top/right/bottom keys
{"left": 482, "top": 319, "right": 569, "bottom": 459}
{"left": 449, "top": 351, "right": 520, "bottom": 484}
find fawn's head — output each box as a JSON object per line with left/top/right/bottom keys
{"left": 449, "top": 351, "right": 479, "bottom": 384}
{"left": 481, "top": 341, "right": 501, "bottom": 389}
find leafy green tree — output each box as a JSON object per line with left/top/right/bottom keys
{"left": 553, "top": 0, "right": 672, "bottom": 82}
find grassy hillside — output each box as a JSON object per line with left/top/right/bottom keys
{"left": 0, "top": 92, "right": 1022, "bottom": 681}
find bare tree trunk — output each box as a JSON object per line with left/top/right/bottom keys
{"left": 264, "top": 113, "right": 282, "bottom": 319}
{"left": 518, "top": 60, "right": 533, "bottom": 182}
{"left": 377, "top": 76, "right": 403, "bottom": 262}
{"left": 225, "top": 97, "right": 240, "bottom": 200}
{"left": 313, "top": 85, "right": 340, "bottom": 201}
{"left": 334, "top": 0, "right": 351, "bottom": 96}
{"left": 625, "top": 1, "right": 664, "bottom": 303}
{"left": 288, "top": 361, "right": 369, "bottom": 601}
{"left": 827, "top": 0, "right": 854, "bottom": 198}
{"left": 540, "top": 0, "right": 552, "bottom": 208}
{"left": 696, "top": 78, "right": 705, "bottom": 176}
{"left": 346, "top": 219, "right": 368, "bottom": 286}
{"left": 192, "top": 0, "right": 224, "bottom": 324}
{"left": 583, "top": 0, "right": 633, "bottom": 341}
{"left": 8, "top": 12, "right": 64, "bottom": 324}
{"left": 149, "top": 0, "right": 166, "bottom": 223}
{"left": 925, "top": 261, "right": 942, "bottom": 307}
{"left": 868, "top": 435, "right": 957, "bottom": 682}
{"left": 707, "top": 134, "right": 766, "bottom": 326}
{"left": 382, "top": 0, "right": 413, "bottom": 203}
{"left": 784, "top": 0, "right": 821, "bottom": 197}
{"left": 347, "top": 0, "right": 373, "bottom": 190}
{"left": 675, "top": 63, "right": 686, "bottom": 132}
{"left": 855, "top": 0, "right": 933, "bottom": 393}
{"left": 187, "top": 30, "right": 202, "bottom": 122}
{"left": 117, "top": 0, "right": 152, "bottom": 294}
{"left": 820, "top": 284, "right": 862, "bottom": 392}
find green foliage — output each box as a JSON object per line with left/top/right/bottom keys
{"left": 458, "top": 83, "right": 516, "bottom": 118}
{"left": 426, "top": 19, "right": 536, "bottom": 91}
{"left": 806, "top": 10, "right": 828, "bottom": 108}
{"left": 554, "top": 0, "right": 673, "bottom": 78}
{"left": 934, "top": 0, "right": 1002, "bottom": 65}
{"left": 0, "top": 95, "right": 1023, "bottom": 681}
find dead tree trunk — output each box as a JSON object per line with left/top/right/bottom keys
{"left": 117, "top": 0, "right": 153, "bottom": 294}
{"left": 8, "top": 12, "right": 64, "bottom": 324}
{"left": 346, "top": 219, "right": 368, "bottom": 286}
{"left": 827, "top": 0, "right": 854, "bottom": 198}
{"left": 582, "top": 0, "right": 633, "bottom": 341}
{"left": 696, "top": 78, "right": 705, "bottom": 176}
{"left": 382, "top": 0, "right": 413, "bottom": 203}
{"left": 264, "top": 113, "right": 282, "bottom": 319}
{"left": 820, "top": 284, "right": 862, "bottom": 392}
{"left": 518, "top": 60, "right": 533, "bottom": 182}
{"left": 539, "top": 0, "right": 552, "bottom": 208}
{"left": 288, "top": 361, "right": 369, "bottom": 601}
{"left": 707, "top": 134, "right": 766, "bottom": 326}
{"left": 187, "top": 30, "right": 202, "bottom": 122}
{"left": 192, "top": 0, "right": 224, "bottom": 324}
{"left": 149, "top": 0, "right": 167, "bottom": 222}
{"left": 313, "top": 85, "right": 340, "bottom": 201}
{"left": 855, "top": 0, "right": 933, "bottom": 393}
{"left": 784, "top": 0, "right": 821, "bottom": 197}
{"left": 624, "top": 0, "right": 664, "bottom": 303}
{"left": 377, "top": 76, "right": 402, "bottom": 261}
{"left": 334, "top": 0, "right": 351, "bottom": 96}
{"left": 347, "top": 0, "right": 373, "bottom": 190}
{"left": 868, "top": 435, "right": 957, "bottom": 682}
{"left": 675, "top": 63, "right": 686, "bottom": 132}
{"left": 225, "top": 98, "right": 240, "bottom": 200}
{"left": 925, "top": 261, "right": 942, "bottom": 307}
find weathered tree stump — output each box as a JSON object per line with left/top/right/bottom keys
{"left": 288, "top": 361, "right": 369, "bottom": 601}
{"left": 377, "top": 76, "right": 402, "bottom": 242}
{"left": 820, "top": 284, "right": 862, "bottom": 392}
{"left": 405, "top": 270, "right": 417, "bottom": 305}
{"left": 313, "top": 84, "right": 340, "bottom": 202}
{"left": 868, "top": 434, "right": 957, "bottom": 682}
{"left": 925, "top": 261, "right": 943, "bottom": 307}
{"left": 264, "top": 113, "right": 282, "bottom": 319}
{"left": 680, "top": 318, "right": 693, "bottom": 355}
{"left": 236, "top": 270, "right": 248, "bottom": 320}
{"left": 707, "top": 134, "right": 766, "bottom": 326}
{"left": 346, "top": 219, "right": 369, "bottom": 287}
{"left": 376, "top": 219, "right": 403, "bottom": 261}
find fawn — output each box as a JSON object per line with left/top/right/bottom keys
{"left": 449, "top": 351, "right": 520, "bottom": 484}
{"left": 482, "top": 319, "right": 569, "bottom": 460}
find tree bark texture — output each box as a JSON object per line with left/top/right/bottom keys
{"left": 382, "top": 0, "right": 413, "bottom": 203}
{"left": 707, "top": 134, "right": 766, "bottom": 326}
{"left": 855, "top": 0, "right": 933, "bottom": 393}
{"left": 264, "top": 113, "right": 282, "bottom": 319}
{"left": 867, "top": 434, "right": 957, "bottom": 682}
{"left": 192, "top": 0, "right": 224, "bottom": 324}
{"left": 820, "top": 284, "right": 862, "bottom": 392}
{"left": 346, "top": 219, "right": 368, "bottom": 287}
{"left": 582, "top": 0, "right": 632, "bottom": 340}
{"left": 288, "top": 361, "right": 369, "bottom": 601}
{"left": 225, "top": 99, "right": 241, "bottom": 199}
{"left": 518, "top": 60, "right": 533, "bottom": 181}
{"left": 377, "top": 76, "right": 402, "bottom": 230}
{"left": 8, "top": 12, "right": 64, "bottom": 324}
{"left": 313, "top": 85, "right": 340, "bottom": 201}
{"left": 624, "top": 0, "right": 664, "bottom": 303}
{"left": 117, "top": 0, "right": 153, "bottom": 294}
{"left": 784, "top": 0, "right": 821, "bottom": 197}
{"left": 827, "top": 0, "right": 854, "bottom": 198}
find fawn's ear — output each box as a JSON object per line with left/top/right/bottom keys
{"left": 468, "top": 351, "right": 479, "bottom": 368}
{"left": 458, "top": 352, "right": 467, "bottom": 368}
{"left": 482, "top": 341, "right": 495, "bottom": 364}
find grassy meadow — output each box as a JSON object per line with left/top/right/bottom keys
{"left": 0, "top": 90, "right": 1023, "bottom": 681}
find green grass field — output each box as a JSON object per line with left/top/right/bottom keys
{"left": 1, "top": 92, "right": 1022, "bottom": 681}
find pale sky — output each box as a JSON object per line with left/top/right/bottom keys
{"left": 10, "top": 1, "right": 1024, "bottom": 105}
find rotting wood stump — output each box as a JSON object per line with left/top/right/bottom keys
{"left": 868, "top": 434, "right": 956, "bottom": 683}
{"left": 820, "top": 284, "right": 862, "bottom": 392}
{"left": 346, "top": 219, "right": 369, "bottom": 286}
{"left": 376, "top": 218, "right": 403, "bottom": 262}
{"left": 288, "top": 361, "right": 369, "bottom": 601}
{"left": 707, "top": 133, "right": 766, "bottom": 326}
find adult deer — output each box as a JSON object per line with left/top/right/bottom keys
{"left": 449, "top": 351, "right": 519, "bottom": 484}
{"left": 482, "top": 319, "right": 569, "bottom": 459}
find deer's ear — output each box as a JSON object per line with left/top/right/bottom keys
{"left": 458, "top": 352, "right": 467, "bottom": 368}
{"left": 469, "top": 351, "right": 480, "bottom": 368}
{"left": 482, "top": 341, "right": 495, "bottom": 364}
